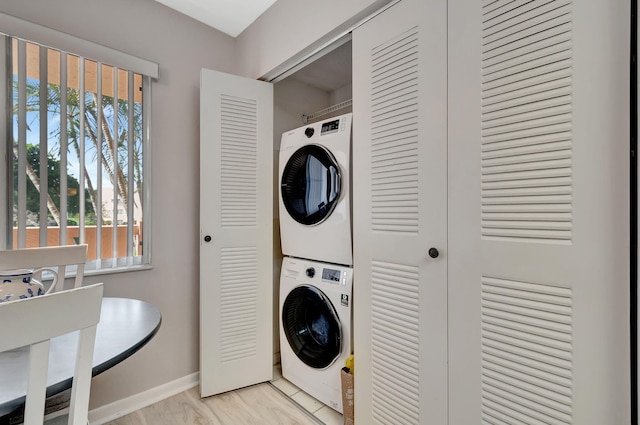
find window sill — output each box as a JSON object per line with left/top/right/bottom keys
{"left": 83, "top": 264, "right": 153, "bottom": 277}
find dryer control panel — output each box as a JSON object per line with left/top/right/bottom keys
{"left": 321, "top": 119, "right": 341, "bottom": 135}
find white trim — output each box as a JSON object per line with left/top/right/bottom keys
{"left": 88, "top": 372, "right": 199, "bottom": 425}
{"left": 0, "top": 12, "right": 158, "bottom": 78}
{"left": 0, "top": 36, "right": 7, "bottom": 249}
{"left": 142, "top": 76, "right": 153, "bottom": 267}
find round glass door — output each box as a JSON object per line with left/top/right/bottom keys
{"left": 282, "top": 285, "right": 342, "bottom": 369}
{"left": 281, "top": 145, "right": 341, "bottom": 226}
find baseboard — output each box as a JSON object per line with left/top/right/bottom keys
{"left": 88, "top": 372, "right": 199, "bottom": 425}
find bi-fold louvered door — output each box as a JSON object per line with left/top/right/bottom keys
{"left": 352, "top": 0, "right": 448, "bottom": 423}
{"left": 199, "top": 69, "right": 273, "bottom": 397}
{"left": 447, "top": 0, "right": 630, "bottom": 424}
{"left": 355, "top": 0, "right": 630, "bottom": 423}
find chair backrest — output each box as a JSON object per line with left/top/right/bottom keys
{"left": 0, "top": 283, "right": 103, "bottom": 425}
{"left": 0, "top": 245, "right": 88, "bottom": 292}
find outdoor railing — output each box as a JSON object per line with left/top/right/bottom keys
{"left": 12, "top": 225, "right": 142, "bottom": 260}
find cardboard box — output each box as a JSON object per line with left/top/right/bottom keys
{"left": 341, "top": 367, "right": 354, "bottom": 425}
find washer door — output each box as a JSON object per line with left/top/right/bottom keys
{"left": 281, "top": 144, "right": 341, "bottom": 226}
{"left": 282, "top": 285, "right": 342, "bottom": 369}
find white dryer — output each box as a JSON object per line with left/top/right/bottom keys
{"left": 279, "top": 257, "right": 353, "bottom": 413}
{"left": 279, "top": 113, "right": 352, "bottom": 266}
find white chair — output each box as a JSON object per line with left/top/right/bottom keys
{"left": 0, "top": 245, "right": 88, "bottom": 292}
{"left": 0, "top": 283, "right": 103, "bottom": 425}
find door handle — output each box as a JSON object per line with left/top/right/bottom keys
{"left": 428, "top": 247, "right": 439, "bottom": 259}
{"left": 204, "top": 235, "right": 212, "bottom": 243}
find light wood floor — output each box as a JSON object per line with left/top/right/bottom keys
{"left": 103, "top": 383, "right": 323, "bottom": 425}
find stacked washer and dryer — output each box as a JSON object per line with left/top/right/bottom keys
{"left": 278, "top": 113, "right": 353, "bottom": 413}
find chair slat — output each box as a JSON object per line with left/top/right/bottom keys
{"left": 68, "top": 326, "right": 97, "bottom": 425}
{"left": 24, "top": 340, "right": 50, "bottom": 425}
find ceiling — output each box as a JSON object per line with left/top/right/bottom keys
{"left": 152, "top": 0, "right": 278, "bottom": 37}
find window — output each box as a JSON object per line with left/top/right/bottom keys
{"left": 1, "top": 14, "right": 157, "bottom": 272}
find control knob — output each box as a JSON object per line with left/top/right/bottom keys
{"left": 305, "top": 267, "right": 315, "bottom": 278}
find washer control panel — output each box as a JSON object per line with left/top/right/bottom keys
{"left": 322, "top": 267, "right": 341, "bottom": 282}
{"left": 320, "top": 267, "right": 351, "bottom": 286}
{"left": 284, "top": 258, "right": 353, "bottom": 287}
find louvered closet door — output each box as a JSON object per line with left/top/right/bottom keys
{"left": 352, "top": 0, "right": 447, "bottom": 423}
{"left": 448, "top": 1, "right": 630, "bottom": 424}
{"left": 200, "top": 69, "right": 273, "bottom": 397}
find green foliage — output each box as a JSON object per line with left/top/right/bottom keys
{"left": 13, "top": 144, "right": 95, "bottom": 220}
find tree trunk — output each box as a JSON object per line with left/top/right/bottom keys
{"left": 67, "top": 128, "right": 99, "bottom": 216}
{"left": 90, "top": 94, "right": 129, "bottom": 210}
{"left": 12, "top": 145, "right": 61, "bottom": 226}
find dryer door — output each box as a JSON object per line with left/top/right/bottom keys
{"left": 281, "top": 145, "right": 341, "bottom": 226}
{"left": 282, "top": 285, "right": 342, "bottom": 369}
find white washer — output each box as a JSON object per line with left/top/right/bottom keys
{"left": 279, "top": 113, "right": 352, "bottom": 266}
{"left": 279, "top": 257, "right": 353, "bottom": 413}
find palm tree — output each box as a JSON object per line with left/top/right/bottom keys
{"left": 14, "top": 74, "right": 144, "bottom": 226}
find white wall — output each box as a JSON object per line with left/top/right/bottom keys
{"left": 235, "top": 0, "right": 395, "bottom": 79}
{"left": 330, "top": 83, "right": 353, "bottom": 106}
{"left": 0, "top": 0, "right": 236, "bottom": 410}
{"left": 274, "top": 78, "right": 331, "bottom": 140}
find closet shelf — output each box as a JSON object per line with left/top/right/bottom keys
{"left": 302, "top": 99, "right": 352, "bottom": 124}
